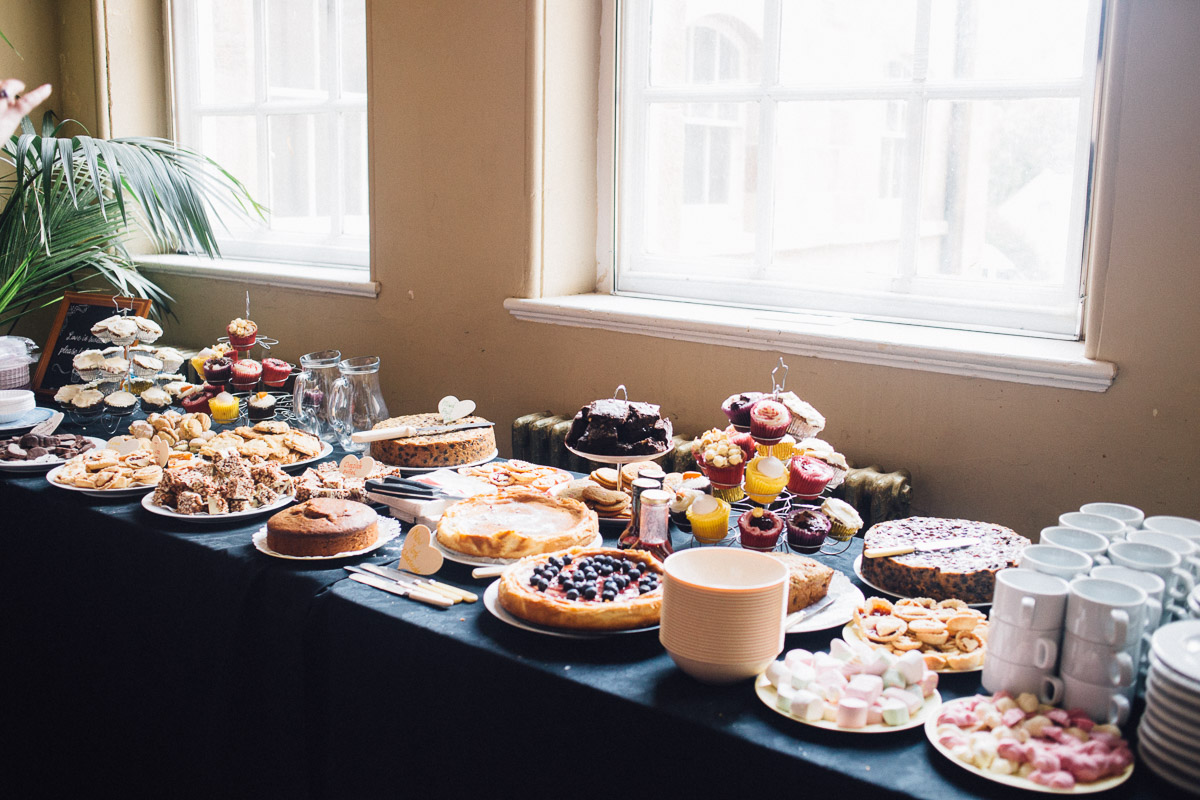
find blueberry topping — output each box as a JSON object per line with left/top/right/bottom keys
{"left": 602, "top": 591, "right": 616, "bottom": 601}
{"left": 566, "top": 589, "right": 579, "bottom": 601}
{"left": 536, "top": 579, "right": 549, "bottom": 591}
{"left": 628, "top": 569, "right": 641, "bottom": 580}
{"left": 562, "top": 555, "right": 573, "bottom": 565}
{"left": 583, "top": 587, "right": 598, "bottom": 600}
{"left": 638, "top": 584, "right": 651, "bottom": 594}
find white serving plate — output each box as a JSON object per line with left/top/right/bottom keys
{"left": 0, "top": 406, "right": 54, "bottom": 434}
{"left": 787, "top": 571, "right": 863, "bottom": 634}
{"left": 481, "top": 580, "right": 658, "bottom": 640}
{"left": 841, "top": 622, "right": 985, "bottom": 674}
{"left": 393, "top": 449, "right": 499, "bottom": 475}
{"left": 431, "top": 531, "right": 604, "bottom": 568}
{"left": 0, "top": 436, "right": 106, "bottom": 473}
{"left": 141, "top": 490, "right": 295, "bottom": 523}
{"left": 1151, "top": 619, "right": 1200, "bottom": 683}
{"left": 853, "top": 555, "right": 990, "bottom": 608}
{"left": 45, "top": 463, "right": 160, "bottom": 497}
{"left": 754, "top": 673, "right": 939, "bottom": 734}
{"left": 251, "top": 517, "right": 400, "bottom": 560}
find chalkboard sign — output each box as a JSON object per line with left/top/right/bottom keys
{"left": 31, "top": 292, "right": 153, "bottom": 395}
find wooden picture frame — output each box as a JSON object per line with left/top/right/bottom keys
{"left": 31, "top": 292, "right": 153, "bottom": 396}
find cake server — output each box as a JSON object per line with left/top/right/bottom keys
{"left": 345, "top": 569, "right": 454, "bottom": 608}
{"left": 863, "top": 537, "right": 979, "bottom": 559}
{"left": 350, "top": 421, "right": 495, "bottom": 444}
{"left": 784, "top": 592, "right": 837, "bottom": 631}
{"left": 358, "top": 562, "right": 477, "bottom": 603}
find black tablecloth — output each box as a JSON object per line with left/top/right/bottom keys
{"left": 2, "top": 422, "right": 1187, "bottom": 799}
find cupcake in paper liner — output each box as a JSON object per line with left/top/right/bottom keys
{"left": 756, "top": 434, "right": 795, "bottom": 461}
{"left": 133, "top": 317, "right": 163, "bottom": 345}
{"left": 103, "top": 390, "right": 138, "bottom": 416}
{"left": 686, "top": 495, "right": 731, "bottom": 543}
{"left": 787, "top": 454, "right": 834, "bottom": 498}
{"left": 694, "top": 428, "right": 746, "bottom": 487}
{"left": 721, "top": 391, "right": 763, "bottom": 432}
{"left": 821, "top": 497, "right": 862, "bottom": 541}
{"left": 131, "top": 353, "right": 164, "bottom": 378}
{"left": 817, "top": 451, "right": 850, "bottom": 489}
{"left": 711, "top": 484, "right": 745, "bottom": 503}
{"left": 669, "top": 488, "right": 701, "bottom": 531}
{"left": 777, "top": 391, "right": 825, "bottom": 440}
{"left": 154, "top": 347, "right": 185, "bottom": 374}
{"left": 104, "top": 316, "right": 140, "bottom": 346}
{"left": 71, "top": 349, "right": 107, "bottom": 382}
{"left": 743, "top": 455, "right": 789, "bottom": 504}
{"left": 749, "top": 398, "right": 790, "bottom": 444}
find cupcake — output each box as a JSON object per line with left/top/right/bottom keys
{"left": 669, "top": 488, "right": 701, "bottom": 531}
{"left": 743, "top": 455, "right": 789, "bottom": 504}
{"left": 154, "top": 347, "right": 185, "bottom": 374}
{"left": 105, "top": 316, "right": 140, "bottom": 346}
{"left": 231, "top": 358, "right": 262, "bottom": 390}
{"left": 786, "top": 506, "right": 832, "bottom": 553}
{"left": 261, "top": 357, "right": 292, "bottom": 387}
{"left": 721, "top": 392, "right": 763, "bottom": 431}
{"left": 738, "top": 507, "right": 783, "bottom": 552}
{"left": 72, "top": 350, "right": 107, "bottom": 380}
{"left": 749, "top": 398, "right": 790, "bottom": 444}
{"left": 100, "top": 357, "right": 130, "bottom": 381}
{"left": 711, "top": 484, "right": 745, "bottom": 503}
{"left": 181, "top": 389, "right": 213, "bottom": 415}
{"left": 756, "top": 434, "right": 795, "bottom": 461}
{"left": 686, "top": 495, "right": 731, "bottom": 543}
{"left": 162, "top": 381, "right": 195, "bottom": 404}
{"left": 209, "top": 391, "right": 240, "bottom": 423}
{"left": 71, "top": 389, "right": 105, "bottom": 416}
{"left": 139, "top": 386, "right": 172, "bottom": 413}
{"left": 246, "top": 391, "right": 277, "bottom": 421}
{"left": 131, "top": 354, "right": 163, "bottom": 378}
{"left": 203, "top": 356, "right": 233, "bottom": 386}
{"left": 133, "top": 317, "right": 162, "bottom": 344}
{"left": 103, "top": 390, "right": 138, "bottom": 415}
{"left": 54, "top": 384, "right": 84, "bottom": 408}
{"left": 795, "top": 438, "right": 850, "bottom": 489}
{"left": 694, "top": 428, "right": 746, "bottom": 487}
{"left": 227, "top": 318, "right": 258, "bottom": 348}
{"left": 727, "top": 428, "right": 757, "bottom": 461}
{"left": 125, "top": 377, "right": 154, "bottom": 395}
{"left": 777, "top": 391, "right": 826, "bottom": 440}
{"left": 821, "top": 497, "right": 863, "bottom": 542}
{"left": 787, "top": 454, "right": 835, "bottom": 498}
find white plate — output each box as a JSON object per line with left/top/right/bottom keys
{"left": 853, "top": 555, "right": 990, "bottom": 608}
{"left": 1145, "top": 665, "right": 1200, "bottom": 713}
{"left": 1148, "top": 651, "right": 1200, "bottom": 699}
{"left": 563, "top": 444, "right": 671, "bottom": 467}
{"left": 925, "top": 697, "right": 1134, "bottom": 794}
{"left": 1138, "top": 740, "right": 1199, "bottom": 796}
{"left": 482, "top": 580, "right": 658, "bottom": 639}
{"left": 281, "top": 440, "right": 336, "bottom": 472}
{"left": 141, "top": 490, "right": 295, "bottom": 523}
{"left": 754, "top": 673, "right": 939, "bottom": 733}
{"left": 432, "top": 530, "right": 604, "bottom": 567}
{"left": 1151, "top": 619, "right": 1200, "bottom": 683}
{"left": 841, "top": 623, "right": 985, "bottom": 673}
{"left": 45, "top": 463, "right": 160, "bottom": 497}
{"left": 394, "top": 450, "right": 499, "bottom": 475}
{"left": 0, "top": 406, "right": 54, "bottom": 433}
{"left": 787, "top": 571, "right": 863, "bottom": 634}
{"left": 1142, "top": 683, "right": 1200, "bottom": 740}
{"left": 0, "top": 436, "right": 107, "bottom": 473}
{"left": 1137, "top": 719, "right": 1200, "bottom": 778}
{"left": 251, "top": 517, "right": 400, "bottom": 560}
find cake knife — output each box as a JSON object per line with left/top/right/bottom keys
{"left": 863, "top": 538, "right": 979, "bottom": 559}
{"left": 350, "top": 421, "right": 495, "bottom": 444}
{"left": 357, "top": 563, "right": 478, "bottom": 603}
{"left": 346, "top": 570, "right": 454, "bottom": 608}
{"left": 784, "top": 593, "right": 837, "bottom": 631}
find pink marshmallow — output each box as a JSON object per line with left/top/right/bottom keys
{"left": 784, "top": 649, "right": 814, "bottom": 669}
{"left": 996, "top": 740, "right": 1030, "bottom": 764}
{"left": 836, "top": 697, "right": 869, "bottom": 728}
{"left": 1046, "top": 708, "right": 1071, "bottom": 726}
{"left": 846, "top": 674, "right": 884, "bottom": 705}
{"left": 838, "top": 660, "right": 865, "bottom": 678}
{"left": 918, "top": 670, "right": 939, "bottom": 697}
{"left": 1001, "top": 708, "right": 1026, "bottom": 728}
{"left": 866, "top": 704, "right": 884, "bottom": 725}
{"left": 1031, "top": 751, "right": 1061, "bottom": 773}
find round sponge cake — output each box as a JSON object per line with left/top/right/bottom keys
{"left": 267, "top": 498, "right": 379, "bottom": 556}
{"left": 369, "top": 413, "right": 496, "bottom": 468}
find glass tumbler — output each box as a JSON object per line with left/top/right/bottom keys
{"left": 292, "top": 350, "right": 342, "bottom": 443}
{"left": 330, "top": 356, "right": 390, "bottom": 453}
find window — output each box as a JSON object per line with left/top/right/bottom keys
{"left": 170, "top": 0, "right": 368, "bottom": 268}
{"left": 614, "top": 0, "right": 1107, "bottom": 337}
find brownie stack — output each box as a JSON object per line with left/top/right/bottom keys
{"left": 566, "top": 399, "right": 672, "bottom": 456}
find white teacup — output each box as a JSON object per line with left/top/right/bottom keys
{"left": 1059, "top": 630, "right": 1138, "bottom": 688}
{"left": 1061, "top": 672, "right": 1134, "bottom": 725}
{"left": 1066, "top": 577, "right": 1156, "bottom": 649}
{"left": 1040, "top": 527, "right": 1110, "bottom": 566}
{"left": 1019, "top": 544, "right": 1093, "bottom": 582}
{"left": 1089, "top": 565, "right": 1175, "bottom": 628}
{"left": 987, "top": 618, "right": 1059, "bottom": 670}
{"left": 1189, "top": 587, "right": 1200, "bottom": 619}
{"left": 1143, "top": 516, "right": 1200, "bottom": 540}
{"left": 992, "top": 568, "right": 1069, "bottom": 629}
{"left": 1080, "top": 502, "right": 1144, "bottom": 531}
{"left": 1128, "top": 530, "right": 1200, "bottom": 580}
{"left": 1107, "top": 540, "right": 1195, "bottom": 602}
{"left": 1059, "top": 512, "right": 1128, "bottom": 540}
{"left": 981, "top": 649, "right": 1063, "bottom": 702}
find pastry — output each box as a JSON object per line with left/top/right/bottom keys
{"left": 100, "top": 357, "right": 129, "bottom": 379}
{"left": 209, "top": 391, "right": 240, "bottom": 423}
{"left": 227, "top": 317, "right": 258, "bottom": 348}
{"left": 749, "top": 397, "right": 790, "bottom": 444}
{"left": 685, "top": 494, "right": 731, "bottom": 543}
{"left": 153, "top": 448, "right": 293, "bottom": 515}
{"left": 71, "top": 389, "right": 104, "bottom": 416}
{"left": 436, "top": 488, "right": 598, "bottom": 559}
{"left": 266, "top": 498, "right": 377, "bottom": 556}
{"left": 161, "top": 381, "right": 195, "bottom": 403}
{"left": 260, "top": 357, "right": 292, "bottom": 387}
{"left": 131, "top": 354, "right": 163, "bottom": 377}
{"left": 72, "top": 350, "right": 107, "bottom": 378}
{"left": 851, "top": 595, "right": 988, "bottom": 669}
{"left": 693, "top": 428, "right": 746, "bottom": 486}
{"left": 497, "top": 547, "right": 662, "bottom": 631}
{"left": 738, "top": 507, "right": 783, "bottom": 552}
{"left": 294, "top": 460, "right": 401, "bottom": 503}
{"left": 763, "top": 551, "right": 833, "bottom": 612}
{"left": 132, "top": 317, "right": 162, "bottom": 344}
{"left": 231, "top": 358, "right": 262, "bottom": 389}
{"left": 785, "top": 506, "right": 831, "bottom": 553}
{"left": 369, "top": 412, "right": 496, "bottom": 468}
{"left": 787, "top": 454, "right": 834, "bottom": 498}
{"left": 203, "top": 356, "right": 232, "bottom": 386}
{"left": 54, "top": 384, "right": 85, "bottom": 406}
{"left": 246, "top": 391, "right": 277, "bottom": 421}
{"left": 457, "top": 459, "right": 572, "bottom": 493}
{"left": 743, "top": 455, "right": 788, "bottom": 503}
{"left": 822, "top": 498, "right": 862, "bottom": 541}
{"left": 103, "top": 391, "right": 137, "bottom": 415}
{"left": 154, "top": 347, "right": 185, "bottom": 374}
{"left": 860, "top": 517, "right": 1030, "bottom": 604}
{"left": 776, "top": 391, "right": 825, "bottom": 440}
{"left": 721, "top": 392, "right": 764, "bottom": 431}
{"left": 139, "top": 386, "right": 172, "bottom": 413}
{"left": 565, "top": 397, "right": 672, "bottom": 456}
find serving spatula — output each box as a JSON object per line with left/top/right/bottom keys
{"left": 863, "top": 537, "right": 979, "bottom": 559}
{"left": 350, "top": 421, "right": 495, "bottom": 444}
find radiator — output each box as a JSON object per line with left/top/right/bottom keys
{"left": 510, "top": 411, "right": 911, "bottom": 531}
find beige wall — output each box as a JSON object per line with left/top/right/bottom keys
{"left": 9, "top": 0, "right": 1200, "bottom": 539}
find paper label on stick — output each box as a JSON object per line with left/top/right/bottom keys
{"left": 400, "top": 524, "right": 444, "bottom": 575}
{"left": 339, "top": 454, "right": 376, "bottom": 479}
{"left": 438, "top": 396, "right": 476, "bottom": 424}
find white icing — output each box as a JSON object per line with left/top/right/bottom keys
{"left": 758, "top": 456, "right": 785, "bottom": 479}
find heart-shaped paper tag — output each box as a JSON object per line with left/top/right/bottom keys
{"left": 150, "top": 437, "right": 171, "bottom": 467}
{"left": 339, "top": 454, "right": 376, "bottom": 479}
{"left": 107, "top": 437, "right": 144, "bottom": 456}
{"left": 400, "top": 524, "right": 443, "bottom": 575}
{"left": 438, "top": 395, "right": 476, "bottom": 424}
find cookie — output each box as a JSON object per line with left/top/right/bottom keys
{"left": 589, "top": 468, "right": 619, "bottom": 490}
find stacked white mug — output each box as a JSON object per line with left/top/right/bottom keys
{"left": 982, "top": 569, "right": 1067, "bottom": 702}
{"left": 1059, "top": 578, "right": 1160, "bottom": 725}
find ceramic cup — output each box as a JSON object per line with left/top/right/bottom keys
{"left": 1143, "top": 516, "right": 1200, "bottom": 540}
{"left": 991, "top": 568, "right": 1069, "bottom": 629}
{"left": 1059, "top": 511, "right": 1128, "bottom": 541}
{"left": 1189, "top": 587, "right": 1200, "bottom": 619}
{"left": 1090, "top": 565, "right": 1175, "bottom": 628}
{"left": 981, "top": 649, "right": 1063, "bottom": 702}
{"left": 987, "top": 618, "right": 1059, "bottom": 669}
{"left": 1061, "top": 671, "right": 1135, "bottom": 726}
{"left": 1080, "top": 502, "right": 1145, "bottom": 531}
{"left": 1107, "top": 540, "right": 1195, "bottom": 602}
{"left": 1019, "top": 544, "right": 1093, "bottom": 582}
{"left": 1129, "top": 530, "right": 1200, "bottom": 580}
{"left": 1059, "top": 630, "right": 1138, "bottom": 687}
{"left": 1040, "top": 526, "right": 1111, "bottom": 566}
{"left": 1066, "top": 577, "right": 1155, "bottom": 649}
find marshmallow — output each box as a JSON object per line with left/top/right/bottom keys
{"left": 866, "top": 704, "right": 884, "bottom": 725}
{"left": 818, "top": 681, "right": 845, "bottom": 703}
{"left": 861, "top": 650, "right": 893, "bottom": 676}
{"left": 775, "top": 685, "right": 795, "bottom": 712}
{"left": 822, "top": 703, "right": 838, "bottom": 722}
{"left": 829, "top": 638, "right": 856, "bottom": 661}
{"left": 836, "top": 697, "right": 869, "bottom": 728}
{"left": 813, "top": 652, "right": 842, "bottom": 673}
{"left": 838, "top": 660, "right": 864, "bottom": 679}
{"left": 918, "top": 670, "right": 939, "bottom": 697}
{"left": 815, "top": 669, "right": 848, "bottom": 689}
{"left": 880, "top": 698, "right": 910, "bottom": 726}
{"left": 784, "top": 649, "right": 814, "bottom": 669}
{"left": 789, "top": 689, "right": 824, "bottom": 722}
{"left": 896, "top": 650, "right": 925, "bottom": 684}
{"left": 765, "top": 660, "right": 791, "bottom": 689}
{"left": 1016, "top": 692, "right": 1040, "bottom": 713}
{"left": 789, "top": 663, "right": 817, "bottom": 690}
{"left": 881, "top": 667, "right": 906, "bottom": 689}
{"left": 846, "top": 674, "right": 883, "bottom": 706}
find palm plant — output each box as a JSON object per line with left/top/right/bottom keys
{"left": 0, "top": 111, "right": 262, "bottom": 329}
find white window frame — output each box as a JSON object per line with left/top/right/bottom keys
{"left": 610, "top": 0, "right": 1108, "bottom": 339}
{"left": 169, "top": 0, "right": 369, "bottom": 269}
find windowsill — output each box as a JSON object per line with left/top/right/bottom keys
{"left": 505, "top": 294, "right": 1117, "bottom": 392}
{"left": 136, "top": 254, "right": 380, "bottom": 298}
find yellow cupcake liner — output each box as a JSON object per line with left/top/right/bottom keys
{"left": 827, "top": 518, "right": 860, "bottom": 542}
{"left": 687, "top": 499, "right": 732, "bottom": 543}
{"left": 711, "top": 485, "right": 745, "bottom": 503}
{"left": 755, "top": 438, "right": 795, "bottom": 461}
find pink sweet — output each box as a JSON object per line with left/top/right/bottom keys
{"left": 1072, "top": 716, "right": 1095, "bottom": 733}
{"left": 1001, "top": 708, "right": 1026, "bottom": 728}
{"left": 1046, "top": 708, "right": 1071, "bottom": 726}
{"left": 1030, "top": 771, "right": 1076, "bottom": 790}
{"left": 836, "top": 697, "right": 869, "bottom": 728}
{"left": 838, "top": 661, "right": 864, "bottom": 679}
{"left": 997, "top": 740, "right": 1030, "bottom": 764}
{"left": 846, "top": 674, "right": 883, "bottom": 705}
{"left": 939, "top": 734, "right": 968, "bottom": 749}
{"left": 1032, "top": 751, "right": 1061, "bottom": 774}
{"left": 784, "top": 649, "right": 813, "bottom": 669}
{"left": 866, "top": 704, "right": 884, "bottom": 725}
{"left": 937, "top": 707, "right": 977, "bottom": 728}
{"left": 1106, "top": 748, "right": 1133, "bottom": 772}
{"left": 918, "top": 670, "right": 939, "bottom": 697}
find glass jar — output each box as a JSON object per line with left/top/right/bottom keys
{"left": 330, "top": 356, "right": 390, "bottom": 453}
{"left": 292, "top": 350, "right": 342, "bottom": 443}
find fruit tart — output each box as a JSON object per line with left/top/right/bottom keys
{"left": 497, "top": 546, "right": 662, "bottom": 631}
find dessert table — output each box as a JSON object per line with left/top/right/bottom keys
{"left": 2, "top": 420, "right": 1187, "bottom": 799}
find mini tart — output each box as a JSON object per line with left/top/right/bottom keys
{"left": 436, "top": 487, "right": 599, "bottom": 559}
{"left": 497, "top": 546, "right": 663, "bottom": 631}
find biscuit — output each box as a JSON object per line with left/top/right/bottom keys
{"left": 589, "top": 468, "right": 619, "bottom": 490}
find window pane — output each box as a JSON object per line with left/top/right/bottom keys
{"left": 919, "top": 98, "right": 1081, "bottom": 285}
{"left": 199, "top": 115, "right": 260, "bottom": 235}
{"left": 649, "top": 0, "right": 764, "bottom": 86}
{"left": 778, "top": 1, "right": 919, "bottom": 84}
{"left": 266, "top": 0, "right": 329, "bottom": 101}
{"left": 340, "top": 0, "right": 367, "bottom": 96}
{"left": 341, "top": 111, "right": 369, "bottom": 236}
{"left": 268, "top": 114, "right": 333, "bottom": 235}
{"left": 196, "top": 0, "right": 255, "bottom": 105}
{"left": 639, "top": 103, "right": 757, "bottom": 261}
{"left": 773, "top": 101, "right": 902, "bottom": 276}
